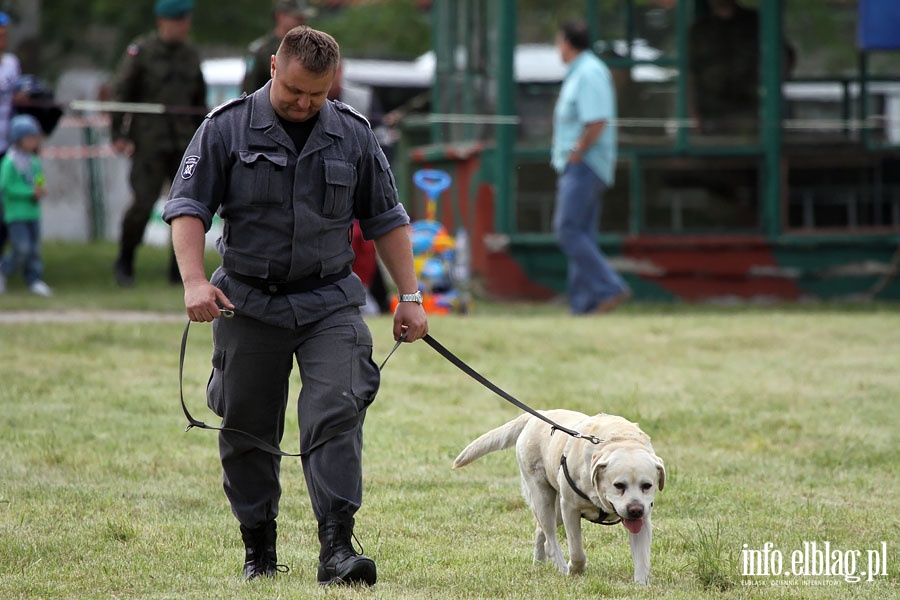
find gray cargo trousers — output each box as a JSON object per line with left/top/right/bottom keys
{"left": 207, "top": 306, "right": 381, "bottom": 529}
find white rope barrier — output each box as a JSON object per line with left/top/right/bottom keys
{"left": 60, "top": 100, "right": 898, "bottom": 131}
{"left": 68, "top": 99, "right": 207, "bottom": 115}
{"left": 37, "top": 102, "right": 898, "bottom": 161}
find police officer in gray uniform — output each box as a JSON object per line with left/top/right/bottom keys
{"left": 163, "top": 27, "right": 428, "bottom": 586}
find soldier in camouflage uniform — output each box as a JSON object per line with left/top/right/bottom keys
{"left": 241, "top": 0, "right": 315, "bottom": 94}
{"left": 111, "top": 0, "right": 206, "bottom": 286}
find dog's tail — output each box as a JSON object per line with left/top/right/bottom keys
{"left": 452, "top": 413, "right": 533, "bottom": 469}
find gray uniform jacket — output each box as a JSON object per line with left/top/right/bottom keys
{"left": 163, "top": 82, "right": 409, "bottom": 329}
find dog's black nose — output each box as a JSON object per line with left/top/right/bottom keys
{"left": 627, "top": 505, "right": 644, "bottom": 519}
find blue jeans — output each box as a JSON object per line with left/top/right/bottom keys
{"left": 2, "top": 220, "right": 43, "bottom": 285}
{"left": 552, "top": 161, "right": 628, "bottom": 314}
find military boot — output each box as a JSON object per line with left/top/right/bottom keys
{"left": 113, "top": 253, "right": 135, "bottom": 288}
{"left": 240, "top": 520, "right": 281, "bottom": 580}
{"left": 317, "top": 517, "right": 377, "bottom": 586}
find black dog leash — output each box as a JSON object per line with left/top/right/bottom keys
{"left": 180, "top": 318, "right": 599, "bottom": 455}
{"left": 178, "top": 312, "right": 409, "bottom": 458}
{"left": 179, "top": 310, "right": 303, "bottom": 457}
{"left": 421, "top": 334, "right": 602, "bottom": 445}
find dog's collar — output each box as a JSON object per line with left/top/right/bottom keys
{"left": 560, "top": 454, "right": 622, "bottom": 526}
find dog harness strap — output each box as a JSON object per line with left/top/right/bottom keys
{"left": 560, "top": 455, "right": 621, "bottom": 525}
{"left": 560, "top": 454, "right": 592, "bottom": 502}
{"left": 423, "top": 334, "right": 601, "bottom": 443}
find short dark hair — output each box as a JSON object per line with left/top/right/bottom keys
{"left": 277, "top": 26, "right": 340, "bottom": 75}
{"left": 560, "top": 20, "right": 591, "bottom": 52}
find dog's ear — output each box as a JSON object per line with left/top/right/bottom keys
{"left": 655, "top": 456, "right": 666, "bottom": 491}
{"left": 590, "top": 454, "right": 608, "bottom": 491}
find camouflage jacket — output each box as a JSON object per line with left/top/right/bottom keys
{"left": 111, "top": 32, "right": 207, "bottom": 152}
{"left": 241, "top": 32, "right": 280, "bottom": 94}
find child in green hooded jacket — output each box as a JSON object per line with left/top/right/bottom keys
{"left": 0, "top": 113, "right": 51, "bottom": 296}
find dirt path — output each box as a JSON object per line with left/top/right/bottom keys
{"left": 0, "top": 310, "right": 186, "bottom": 324}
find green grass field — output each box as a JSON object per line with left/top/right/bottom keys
{"left": 0, "top": 242, "right": 897, "bottom": 598}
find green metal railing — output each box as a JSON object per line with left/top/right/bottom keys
{"left": 421, "top": 0, "right": 899, "bottom": 244}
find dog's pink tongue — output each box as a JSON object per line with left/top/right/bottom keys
{"left": 622, "top": 518, "right": 643, "bottom": 534}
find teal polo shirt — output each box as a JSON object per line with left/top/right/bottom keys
{"left": 551, "top": 50, "right": 618, "bottom": 185}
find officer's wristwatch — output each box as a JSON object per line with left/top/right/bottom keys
{"left": 398, "top": 291, "right": 423, "bottom": 304}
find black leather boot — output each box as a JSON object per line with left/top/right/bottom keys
{"left": 317, "top": 517, "right": 377, "bottom": 586}
{"left": 240, "top": 520, "right": 280, "bottom": 580}
{"left": 113, "top": 253, "right": 134, "bottom": 287}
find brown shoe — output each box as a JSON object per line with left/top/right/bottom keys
{"left": 593, "top": 289, "right": 631, "bottom": 314}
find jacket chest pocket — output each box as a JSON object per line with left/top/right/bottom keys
{"left": 323, "top": 159, "right": 356, "bottom": 218}
{"left": 238, "top": 150, "right": 289, "bottom": 205}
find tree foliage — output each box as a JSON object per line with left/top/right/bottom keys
{"left": 33, "top": 0, "right": 897, "bottom": 82}
{"left": 38, "top": 0, "right": 429, "bottom": 79}
{"left": 40, "top": 0, "right": 270, "bottom": 75}
{"left": 315, "top": 0, "right": 431, "bottom": 59}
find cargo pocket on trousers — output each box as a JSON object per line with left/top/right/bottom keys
{"left": 350, "top": 325, "right": 380, "bottom": 411}
{"left": 206, "top": 345, "right": 226, "bottom": 418}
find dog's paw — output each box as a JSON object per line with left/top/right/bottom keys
{"left": 552, "top": 561, "right": 568, "bottom": 576}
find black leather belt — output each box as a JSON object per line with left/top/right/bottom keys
{"left": 225, "top": 266, "right": 351, "bottom": 295}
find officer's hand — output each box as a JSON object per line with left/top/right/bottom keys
{"left": 393, "top": 302, "right": 428, "bottom": 342}
{"left": 184, "top": 280, "right": 234, "bottom": 323}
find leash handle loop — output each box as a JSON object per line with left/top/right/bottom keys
{"left": 179, "top": 311, "right": 409, "bottom": 457}
{"left": 378, "top": 330, "right": 408, "bottom": 370}
{"left": 179, "top": 316, "right": 303, "bottom": 458}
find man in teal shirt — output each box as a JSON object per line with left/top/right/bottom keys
{"left": 551, "top": 20, "right": 629, "bottom": 314}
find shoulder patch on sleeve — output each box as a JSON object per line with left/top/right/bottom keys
{"left": 207, "top": 93, "right": 249, "bottom": 118}
{"left": 181, "top": 155, "right": 200, "bottom": 179}
{"left": 126, "top": 43, "right": 140, "bottom": 57}
{"left": 332, "top": 100, "right": 371, "bottom": 128}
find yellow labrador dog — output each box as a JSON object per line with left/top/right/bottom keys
{"left": 453, "top": 410, "right": 665, "bottom": 584}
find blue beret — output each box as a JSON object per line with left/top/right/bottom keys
{"left": 155, "top": 0, "right": 194, "bottom": 18}
{"left": 273, "top": 0, "right": 317, "bottom": 18}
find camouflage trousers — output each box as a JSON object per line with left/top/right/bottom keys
{"left": 118, "top": 147, "right": 185, "bottom": 262}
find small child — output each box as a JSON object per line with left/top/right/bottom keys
{"left": 0, "top": 113, "right": 51, "bottom": 296}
